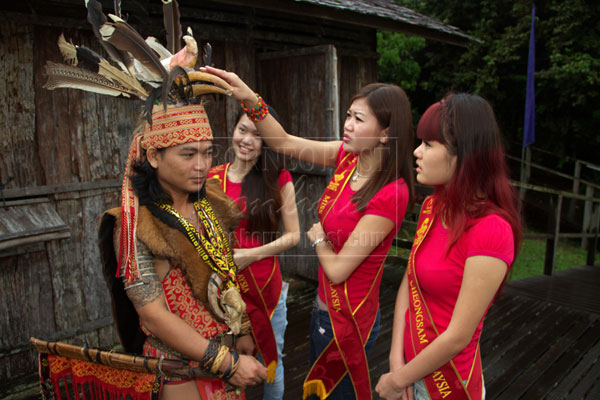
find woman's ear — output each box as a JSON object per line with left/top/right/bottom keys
{"left": 146, "top": 148, "right": 160, "bottom": 168}
{"left": 380, "top": 127, "right": 390, "bottom": 145}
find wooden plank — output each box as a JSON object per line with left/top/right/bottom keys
{"left": 0, "top": 201, "right": 70, "bottom": 251}
{"left": 0, "top": 231, "right": 71, "bottom": 252}
{"left": 33, "top": 26, "right": 140, "bottom": 187}
{"left": 493, "top": 315, "right": 592, "bottom": 399}
{"left": 0, "top": 22, "right": 42, "bottom": 189}
{"left": 519, "top": 317, "right": 599, "bottom": 398}
{"left": 482, "top": 301, "right": 563, "bottom": 385}
{"left": 480, "top": 296, "right": 548, "bottom": 353}
{"left": 585, "top": 381, "right": 600, "bottom": 400}
{"left": 0, "top": 180, "right": 121, "bottom": 200}
{"left": 545, "top": 318, "right": 600, "bottom": 399}
{"left": 0, "top": 316, "right": 113, "bottom": 358}
{"left": 80, "top": 196, "right": 113, "bottom": 321}
{"left": 506, "top": 268, "right": 600, "bottom": 315}
{"left": 46, "top": 199, "right": 87, "bottom": 331}
{"left": 258, "top": 45, "right": 337, "bottom": 280}
{"left": 0, "top": 249, "right": 55, "bottom": 379}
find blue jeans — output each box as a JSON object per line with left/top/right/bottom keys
{"left": 258, "top": 281, "right": 288, "bottom": 400}
{"left": 308, "top": 300, "right": 381, "bottom": 400}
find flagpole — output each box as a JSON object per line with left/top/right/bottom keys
{"left": 521, "top": 3, "right": 536, "bottom": 201}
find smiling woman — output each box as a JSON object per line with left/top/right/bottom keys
{"left": 202, "top": 65, "right": 415, "bottom": 400}
{"left": 209, "top": 106, "right": 301, "bottom": 400}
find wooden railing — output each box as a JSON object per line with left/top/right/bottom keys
{"left": 391, "top": 177, "right": 600, "bottom": 276}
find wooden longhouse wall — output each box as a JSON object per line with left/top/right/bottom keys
{"left": 0, "top": 0, "right": 470, "bottom": 391}
{"left": 0, "top": 3, "right": 377, "bottom": 385}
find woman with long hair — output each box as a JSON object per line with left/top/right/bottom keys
{"left": 376, "top": 93, "right": 522, "bottom": 400}
{"left": 209, "top": 106, "right": 300, "bottom": 400}
{"left": 202, "top": 65, "right": 415, "bottom": 400}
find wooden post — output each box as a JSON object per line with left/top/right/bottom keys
{"left": 544, "top": 194, "right": 562, "bottom": 275}
{"left": 587, "top": 202, "right": 600, "bottom": 266}
{"left": 573, "top": 160, "right": 582, "bottom": 194}
{"left": 582, "top": 185, "right": 594, "bottom": 249}
{"left": 568, "top": 160, "right": 582, "bottom": 220}
{"left": 519, "top": 146, "right": 531, "bottom": 201}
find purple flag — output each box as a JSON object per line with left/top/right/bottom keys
{"left": 523, "top": 4, "right": 536, "bottom": 148}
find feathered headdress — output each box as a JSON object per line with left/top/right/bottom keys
{"left": 43, "top": 0, "right": 232, "bottom": 124}
{"left": 43, "top": 0, "right": 233, "bottom": 282}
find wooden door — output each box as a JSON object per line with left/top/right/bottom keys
{"left": 257, "top": 44, "right": 339, "bottom": 280}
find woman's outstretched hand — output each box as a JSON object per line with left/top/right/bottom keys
{"left": 200, "top": 66, "right": 257, "bottom": 105}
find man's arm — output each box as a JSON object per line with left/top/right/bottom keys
{"left": 124, "top": 239, "right": 267, "bottom": 386}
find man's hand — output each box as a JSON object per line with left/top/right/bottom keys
{"left": 235, "top": 334, "right": 255, "bottom": 355}
{"left": 227, "top": 354, "right": 267, "bottom": 387}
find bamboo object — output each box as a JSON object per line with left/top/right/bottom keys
{"left": 30, "top": 337, "right": 210, "bottom": 379}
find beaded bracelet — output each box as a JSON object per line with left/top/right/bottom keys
{"left": 240, "top": 93, "right": 269, "bottom": 122}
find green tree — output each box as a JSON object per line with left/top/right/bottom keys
{"left": 377, "top": 31, "right": 425, "bottom": 92}
{"left": 382, "top": 0, "right": 600, "bottom": 167}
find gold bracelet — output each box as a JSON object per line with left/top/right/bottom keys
{"left": 210, "top": 345, "right": 230, "bottom": 375}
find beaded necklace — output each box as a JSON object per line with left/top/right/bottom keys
{"left": 156, "top": 198, "right": 238, "bottom": 289}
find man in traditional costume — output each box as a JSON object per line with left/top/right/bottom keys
{"left": 35, "top": 1, "right": 267, "bottom": 397}
{"left": 98, "top": 103, "right": 268, "bottom": 399}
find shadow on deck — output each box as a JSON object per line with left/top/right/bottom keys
{"left": 246, "top": 264, "right": 600, "bottom": 400}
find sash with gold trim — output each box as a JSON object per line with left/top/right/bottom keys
{"left": 209, "top": 164, "right": 281, "bottom": 383}
{"left": 407, "top": 196, "right": 483, "bottom": 400}
{"left": 303, "top": 152, "right": 381, "bottom": 400}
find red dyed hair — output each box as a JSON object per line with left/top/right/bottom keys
{"left": 417, "top": 93, "right": 522, "bottom": 253}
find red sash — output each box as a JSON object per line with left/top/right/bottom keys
{"left": 208, "top": 164, "right": 281, "bottom": 383}
{"left": 303, "top": 153, "right": 382, "bottom": 400}
{"left": 407, "top": 196, "right": 483, "bottom": 400}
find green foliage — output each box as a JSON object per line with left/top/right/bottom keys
{"left": 510, "top": 237, "right": 600, "bottom": 281}
{"left": 377, "top": 31, "right": 425, "bottom": 91}
{"left": 381, "top": 0, "right": 600, "bottom": 165}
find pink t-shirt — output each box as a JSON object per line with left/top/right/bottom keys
{"left": 404, "top": 212, "right": 514, "bottom": 380}
{"left": 318, "top": 146, "right": 409, "bottom": 310}
{"left": 217, "top": 167, "right": 292, "bottom": 289}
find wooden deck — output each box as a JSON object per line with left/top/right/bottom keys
{"left": 246, "top": 264, "right": 600, "bottom": 399}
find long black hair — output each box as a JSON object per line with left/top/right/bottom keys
{"left": 350, "top": 83, "right": 415, "bottom": 211}
{"left": 235, "top": 106, "right": 286, "bottom": 242}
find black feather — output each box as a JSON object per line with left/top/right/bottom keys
{"left": 103, "top": 17, "right": 167, "bottom": 80}
{"left": 86, "top": 0, "right": 132, "bottom": 71}
{"left": 163, "top": 0, "right": 182, "bottom": 54}
{"left": 161, "top": 66, "right": 189, "bottom": 110}
{"left": 75, "top": 47, "right": 101, "bottom": 73}
{"left": 144, "top": 86, "right": 163, "bottom": 125}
